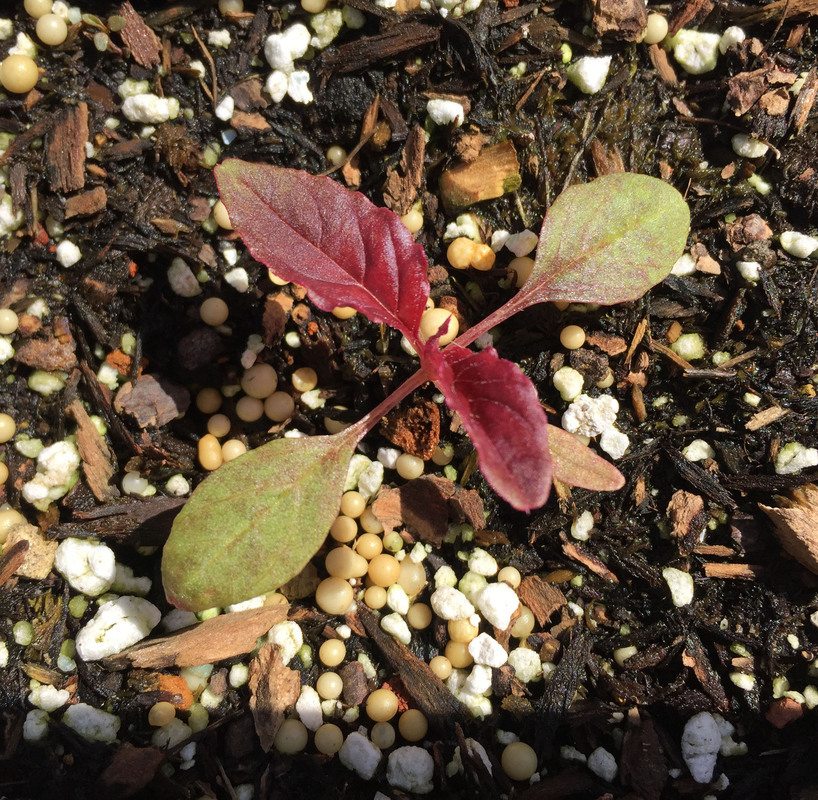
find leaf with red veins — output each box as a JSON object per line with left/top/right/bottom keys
{"left": 215, "top": 160, "right": 429, "bottom": 345}
{"left": 547, "top": 425, "right": 625, "bottom": 491}
{"left": 425, "top": 342, "right": 552, "bottom": 512}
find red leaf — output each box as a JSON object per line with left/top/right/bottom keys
{"left": 547, "top": 425, "right": 625, "bottom": 491}
{"left": 215, "top": 160, "right": 429, "bottom": 343}
{"left": 424, "top": 343, "right": 552, "bottom": 512}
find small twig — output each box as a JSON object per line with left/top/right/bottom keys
{"left": 190, "top": 25, "right": 217, "bottom": 109}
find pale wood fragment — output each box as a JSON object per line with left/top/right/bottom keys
{"left": 439, "top": 142, "right": 521, "bottom": 212}
{"left": 760, "top": 484, "right": 818, "bottom": 574}
{"left": 746, "top": 405, "right": 790, "bottom": 431}
{"left": 249, "top": 642, "right": 301, "bottom": 752}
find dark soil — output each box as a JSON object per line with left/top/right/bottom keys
{"left": 1, "top": 1, "right": 817, "bottom": 799}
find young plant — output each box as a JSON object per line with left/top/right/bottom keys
{"left": 162, "top": 160, "right": 689, "bottom": 610}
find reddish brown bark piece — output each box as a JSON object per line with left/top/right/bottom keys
{"left": 230, "top": 79, "right": 270, "bottom": 111}
{"left": 724, "top": 213, "right": 773, "bottom": 249}
{"left": 0, "top": 540, "right": 28, "bottom": 588}
{"left": 585, "top": 331, "right": 627, "bottom": 356}
{"left": 383, "top": 125, "right": 425, "bottom": 216}
{"left": 64, "top": 187, "right": 107, "bottom": 219}
{"left": 791, "top": 67, "right": 817, "bottom": 135}
{"left": 727, "top": 67, "right": 773, "bottom": 116}
{"left": 439, "top": 142, "right": 521, "bottom": 212}
{"left": 517, "top": 575, "right": 566, "bottom": 627}
{"left": 356, "top": 603, "right": 469, "bottom": 730}
{"left": 97, "top": 743, "right": 165, "bottom": 798}
{"left": 119, "top": 2, "right": 161, "bottom": 67}
{"left": 667, "top": 490, "right": 706, "bottom": 555}
{"left": 231, "top": 111, "right": 271, "bottom": 132}
{"left": 322, "top": 23, "right": 439, "bottom": 74}
{"left": 760, "top": 484, "right": 818, "bottom": 574}
{"left": 263, "top": 292, "right": 293, "bottom": 345}
{"left": 591, "top": 0, "right": 647, "bottom": 41}
{"left": 766, "top": 697, "right": 804, "bottom": 729}
{"left": 249, "top": 642, "right": 300, "bottom": 752}
{"left": 14, "top": 337, "right": 77, "bottom": 372}
{"left": 114, "top": 374, "right": 190, "bottom": 428}
{"left": 620, "top": 710, "right": 667, "bottom": 800}
{"left": 66, "top": 399, "right": 119, "bottom": 502}
{"left": 340, "top": 660, "right": 370, "bottom": 706}
{"left": 561, "top": 535, "right": 619, "bottom": 583}
{"left": 380, "top": 399, "right": 440, "bottom": 459}
{"left": 103, "top": 605, "right": 288, "bottom": 668}
{"left": 46, "top": 103, "right": 88, "bottom": 193}
{"left": 702, "top": 563, "right": 763, "bottom": 579}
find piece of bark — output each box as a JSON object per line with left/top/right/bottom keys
{"left": 619, "top": 710, "right": 667, "bottom": 800}
{"left": 759, "top": 88, "right": 790, "bottom": 116}
{"left": 0, "top": 539, "right": 28, "bottom": 588}
{"left": 380, "top": 399, "right": 440, "bottom": 459}
{"left": 667, "top": 490, "right": 706, "bottom": 555}
{"left": 648, "top": 43, "right": 678, "bottom": 84}
{"left": 114, "top": 374, "right": 190, "bottom": 428}
{"left": 97, "top": 743, "right": 165, "bottom": 798}
{"left": 790, "top": 67, "right": 817, "bottom": 135}
{"left": 104, "top": 605, "right": 288, "bottom": 668}
{"left": 119, "top": 2, "right": 161, "bottom": 67}
{"left": 339, "top": 660, "right": 369, "bottom": 706}
{"left": 439, "top": 142, "right": 521, "bottom": 212}
{"left": 560, "top": 535, "right": 619, "bottom": 583}
{"left": 760, "top": 484, "right": 818, "bottom": 574}
{"left": 383, "top": 125, "right": 425, "bottom": 215}
{"left": 727, "top": 67, "right": 773, "bottom": 116}
{"left": 356, "top": 603, "right": 469, "bottom": 731}
{"left": 517, "top": 575, "right": 566, "bottom": 627}
{"left": 731, "top": 0, "right": 818, "bottom": 24}
{"left": 66, "top": 398, "right": 119, "bottom": 502}
{"left": 230, "top": 78, "right": 270, "bottom": 111}
{"left": 249, "top": 642, "right": 301, "bottom": 752}
{"left": 702, "top": 563, "right": 763, "bottom": 579}
{"left": 591, "top": 0, "right": 648, "bottom": 41}
{"left": 46, "top": 103, "right": 88, "bottom": 193}
{"left": 2, "top": 523, "right": 57, "bottom": 580}
{"left": 745, "top": 405, "right": 789, "bottom": 431}
{"left": 230, "top": 111, "right": 270, "bottom": 132}
{"left": 322, "top": 23, "right": 439, "bottom": 74}
{"left": 64, "top": 187, "right": 108, "bottom": 219}
{"left": 14, "top": 337, "right": 77, "bottom": 372}
{"left": 766, "top": 697, "right": 804, "bottom": 729}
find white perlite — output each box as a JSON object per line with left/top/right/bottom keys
{"left": 670, "top": 30, "right": 721, "bottom": 74}
{"left": 296, "top": 685, "right": 323, "bottom": 731}
{"left": 683, "top": 439, "right": 716, "bottom": 462}
{"left": 662, "top": 567, "right": 694, "bottom": 607}
{"left": 775, "top": 442, "right": 818, "bottom": 474}
{"left": 167, "top": 258, "right": 201, "bottom": 297}
{"left": 553, "top": 366, "right": 584, "bottom": 402}
{"left": 430, "top": 586, "right": 475, "bottom": 620}
{"left": 75, "top": 596, "right": 161, "bottom": 660}
{"left": 475, "top": 582, "right": 519, "bottom": 630}
{"left": 62, "top": 703, "right": 121, "bottom": 743}
{"left": 780, "top": 230, "right": 818, "bottom": 258}
{"left": 681, "top": 711, "right": 721, "bottom": 783}
{"left": 566, "top": 55, "right": 612, "bottom": 94}
{"left": 562, "top": 394, "right": 618, "bottom": 437}
{"left": 508, "top": 648, "right": 542, "bottom": 682}
{"left": 56, "top": 240, "right": 82, "bottom": 268}
{"left": 339, "top": 731, "right": 382, "bottom": 780}
{"left": 731, "top": 134, "right": 769, "bottom": 159}
{"left": 504, "top": 229, "right": 538, "bottom": 257}
{"left": 468, "top": 632, "right": 508, "bottom": 667}
{"left": 54, "top": 537, "right": 116, "bottom": 597}
{"left": 267, "top": 620, "right": 303, "bottom": 665}
{"left": 121, "top": 94, "right": 174, "bottom": 124}
{"left": 587, "top": 746, "right": 618, "bottom": 782}
{"left": 426, "top": 99, "right": 465, "bottom": 126}
{"left": 381, "top": 612, "right": 412, "bottom": 645}
{"left": 22, "top": 440, "right": 81, "bottom": 511}
{"left": 387, "top": 746, "right": 435, "bottom": 794}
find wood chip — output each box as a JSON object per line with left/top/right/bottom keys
{"left": 759, "top": 88, "right": 790, "bottom": 116}
{"left": 46, "top": 103, "right": 88, "bottom": 193}
{"left": 14, "top": 336, "right": 77, "bottom": 372}
{"left": 249, "top": 642, "right": 301, "bottom": 752}
{"left": 439, "top": 142, "right": 521, "bottom": 212}
{"left": 745, "top": 405, "right": 789, "bottom": 431}
{"left": 322, "top": 23, "right": 439, "bottom": 74}
{"left": 591, "top": 0, "right": 648, "bottom": 41}
{"left": 66, "top": 398, "right": 119, "bottom": 502}
{"left": 759, "top": 484, "right": 818, "bottom": 574}
{"left": 114, "top": 374, "right": 190, "bottom": 428}
{"left": 702, "top": 563, "right": 763, "bottom": 579}
{"left": 262, "top": 291, "right": 293, "bottom": 345}
{"left": 119, "top": 1, "right": 161, "bottom": 68}
{"left": 586, "top": 332, "right": 628, "bottom": 356}
{"left": 356, "top": 603, "right": 469, "bottom": 730}
{"left": 791, "top": 67, "right": 817, "bottom": 135}
{"left": 517, "top": 575, "right": 566, "bottom": 627}
{"left": 620, "top": 710, "right": 667, "bottom": 800}
{"left": 560, "top": 535, "right": 619, "bottom": 582}
{"left": 3, "top": 522, "right": 59, "bottom": 581}
{"left": 380, "top": 399, "right": 440, "bottom": 459}
{"left": 0, "top": 539, "right": 28, "bottom": 588}
{"left": 667, "top": 490, "right": 706, "bottom": 555}
{"left": 64, "top": 187, "right": 108, "bottom": 219}
{"left": 383, "top": 125, "right": 425, "bottom": 215}
{"left": 648, "top": 43, "right": 678, "bottom": 84}
{"left": 97, "top": 743, "right": 165, "bottom": 797}
{"left": 103, "top": 605, "right": 288, "bottom": 668}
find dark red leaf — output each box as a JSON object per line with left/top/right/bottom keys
{"left": 215, "top": 160, "right": 429, "bottom": 343}
{"left": 424, "top": 342, "right": 551, "bottom": 512}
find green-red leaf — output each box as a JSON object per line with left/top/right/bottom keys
{"left": 162, "top": 428, "right": 360, "bottom": 611}
{"left": 548, "top": 425, "right": 625, "bottom": 491}
{"left": 519, "top": 174, "right": 689, "bottom": 306}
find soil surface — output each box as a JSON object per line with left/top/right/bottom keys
{"left": 1, "top": 0, "right": 817, "bottom": 799}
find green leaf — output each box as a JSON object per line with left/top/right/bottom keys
{"left": 162, "top": 428, "right": 360, "bottom": 611}
{"left": 548, "top": 425, "right": 625, "bottom": 492}
{"left": 519, "top": 174, "right": 689, "bottom": 306}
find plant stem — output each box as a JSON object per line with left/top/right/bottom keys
{"left": 451, "top": 291, "right": 530, "bottom": 350}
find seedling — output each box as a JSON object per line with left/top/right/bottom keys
{"left": 162, "top": 160, "right": 689, "bottom": 610}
